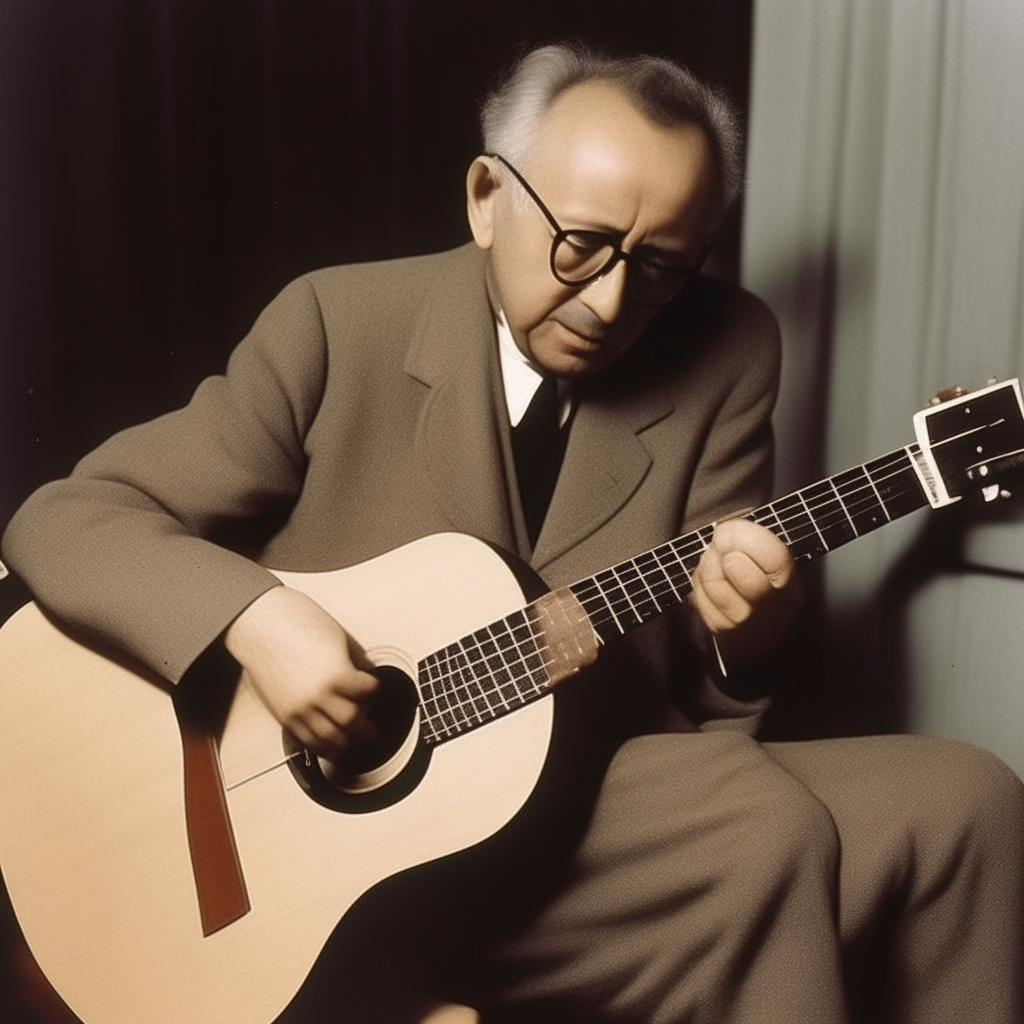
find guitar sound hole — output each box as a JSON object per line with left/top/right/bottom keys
{"left": 342, "top": 665, "right": 419, "bottom": 775}
{"left": 284, "top": 665, "right": 432, "bottom": 813}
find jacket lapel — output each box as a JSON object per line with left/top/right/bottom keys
{"left": 404, "top": 246, "right": 521, "bottom": 554}
{"left": 402, "top": 244, "right": 679, "bottom": 571}
{"left": 531, "top": 380, "right": 675, "bottom": 572}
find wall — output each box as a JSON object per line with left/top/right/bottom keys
{"left": 743, "top": 0, "right": 1024, "bottom": 741}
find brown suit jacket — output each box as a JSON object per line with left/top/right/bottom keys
{"left": 2, "top": 243, "right": 780, "bottom": 728}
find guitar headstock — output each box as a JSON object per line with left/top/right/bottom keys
{"left": 912, "top": 379, "right": 1024, "bottom": 508}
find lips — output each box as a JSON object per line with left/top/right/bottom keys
{"left": 563, "top": 328, "right": 603, "bottom": 346}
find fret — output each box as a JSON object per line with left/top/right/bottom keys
{"left": 768, "top": 492, "right": 824, "bottom": 560}
{"left": 833, "top": 465, "right": 889, "bottom": 534}
{"left": 615, "top": 560, "right": 663, "bottom": 622}
{"left": 672, "top": 526, "right": 711, "bottom": 577}
{"left": 570, "top": 583, "right": 612, "bottom": 627}
{"left": 500, "top": 620, "right": 548, "bottom": 692}
{"left": 652, "top": 542, "right": 693, "bottom": 600}
{"left": 589, "top": 569, "right": 642, "bottom": 637}
{"left": 569, "top": 546, "right": 685, "bottom": 643}
{"left": 422, "top": 620, "right": 549, "bottom": 743}
{"left": 442, "top": 674, "right": 496, "bottom": 731}
{"left": 799, "top": 488, "right": 833, "bottom": 552}
{"left": 609, "top": 563, "right": 651, "bottom": 621}
{"left": 753, "top": 505, "right": 789, "bottom": 544}
{"left": 421, "top": 649, "right": 462, "bottom": 742}
{"left": 800, "top": 479, "right": 857, "bottom": 551}
{"left": 468, "top": 624, "right": 537, "bottom": 701}
{"left": 828, "top": 478, "right": 858, "bottom": 536}
{"left": 867, "top": 450, "right": 927, "bottom": 520}
{"left": 634, "top": 549, "right": 676, "bottom": 606}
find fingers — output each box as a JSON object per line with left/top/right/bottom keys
{"left": 691, "top": 525, "right": 785, "bottom": 624}
{"left": 224, "top": 585, "right": 382, "bottom": 760}
{"left": 687, "top": 519, "right": 804, "bottom": 661}
{"left": 272, "top": 655, "right": 381, "bottom": 760}
{"left": 289, "top": 698, "right": 379, "bottom": 761}
{"left": 713, "top": 518, "right": 794, "bottom": 584}
{"left": 689, "top": 551, "right": 754, "bottom": 633}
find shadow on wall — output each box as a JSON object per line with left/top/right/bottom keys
{"left": 884, "top": 496, "right": 1024, "bottom": 780}
{"left": 747, "top": 240, "right": 892, "bottom": 743}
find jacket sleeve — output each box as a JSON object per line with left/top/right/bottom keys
{"left": 676, "top": 285, "right": 783, "bottom": 732}
{"left": 680, "top": 289, "right": 780, "bottom": 533}
{"left": 1, "top": 276, "right": 329, "bottom": 683}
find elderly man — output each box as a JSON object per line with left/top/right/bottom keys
{"left": 4, "top": 44, "right": 1023, "bottom": 1024}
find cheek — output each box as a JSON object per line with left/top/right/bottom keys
{"left": 488, "top": 217, "right": 568, "bottom": 328}
{"left": 493, "top": 256, "right": 572, "bottom": 332}
{"left": 621, "top": 307, "right": 660, "bottom": 349}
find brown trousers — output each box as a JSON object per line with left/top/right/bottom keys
{"left": 477, "top": 732, "right": 1024, "bottom": 1024}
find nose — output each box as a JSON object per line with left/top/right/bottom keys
{"left": 579, "top": 258, "right": 629, "bottom": 325}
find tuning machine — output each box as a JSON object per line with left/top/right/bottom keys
{"left": 981, "top": 484, "right": 1013, "bottom": 502}
{"left": 930, "top": 379, "right": 1003, "bottom": 406}
{"left": 930, "top": 385, "right": 965, "bottom": 406}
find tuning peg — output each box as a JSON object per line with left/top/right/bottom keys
{"left": 930, "top": 385, "right": 966, "bottom": 406}
{"left": 980, "top": 485, "right": 1014, "bottom": 502}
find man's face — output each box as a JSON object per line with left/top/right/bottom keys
{"left": 467, "top": 79, "right": 718, "bottom": 378}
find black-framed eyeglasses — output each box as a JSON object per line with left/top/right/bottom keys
{"left": 490, "top": 153, "right": 712, "bottom": 307}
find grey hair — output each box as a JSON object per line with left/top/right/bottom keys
{"left": 480, "top": 44, "right": 745, "bottom": 228}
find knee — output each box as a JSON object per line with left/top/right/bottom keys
{"left": 733, "top": 772, "right": 840, "bottom": 899}
{"left": 936, "top": 739, "right": 1024, "bottom": 847}
{"left": 897, "top": 736, "right": 1024, "bottom": 876}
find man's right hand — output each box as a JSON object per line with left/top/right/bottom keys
{"left": 223, "top": 585, "right": 379, "bottom": 761}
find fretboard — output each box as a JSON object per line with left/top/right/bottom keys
{"left": 417, "top": 444, "right": 929, "bottom": 746}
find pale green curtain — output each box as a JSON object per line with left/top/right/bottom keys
{"left": 742, "top": 0, "right": 1024, "bottom": 738}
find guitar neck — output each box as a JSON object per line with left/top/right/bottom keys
{"left": 571, "top": 443, "right": 930, "bottom": 646}
{"left": 417, "top": 444, "right": 930, "bottom": 746}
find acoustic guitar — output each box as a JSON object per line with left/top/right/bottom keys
{"left": 1, "top": 379, "right": 1023, "bottom": 1024}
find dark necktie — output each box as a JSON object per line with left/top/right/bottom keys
{"left": 511, "top": 375, "right": 567, "bottom": 547}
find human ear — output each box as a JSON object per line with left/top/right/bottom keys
{"left": 466, "top": 156, "right": 500, "bottom": 250}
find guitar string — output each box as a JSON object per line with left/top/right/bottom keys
{"left": 415, "top": 448, "right": 921, "bottom": 737}
{"left": 574, "top": 450, "right": 916, "bottom": 587}
{"left": 225, "top": 751, "right": 305, "bottom": 791}
{"left": 425, "top": 642, "right": 555, "bottom": 727}
{"left": 669, "top": 450, "right": 920, "bottom": 556}
{"left": 421, "top": 468, "right": 914, "bottom": 738}
{"left": 571, "top": 455, "right": 921, "bottom": 635}
{"left": 419, "top": 450, "right": 927, "bottom": 741}
{"left": 571, "top": 437, "right": 985, "bottom": 638}
{"left": 419, "top": 628, "right": 557, "bottom": 740}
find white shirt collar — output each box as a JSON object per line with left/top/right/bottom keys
{"left": 495, "top": 309, "right": 573, "bottom": 428}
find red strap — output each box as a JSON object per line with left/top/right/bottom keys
{"left": 177, "top": 710, "right": 251, "bottom": 935}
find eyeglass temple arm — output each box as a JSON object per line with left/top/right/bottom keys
{"left": 486, "top": 153, "right": 564, "bottom": 235}
{"left": 489, "top": 152, "right": 718, "bottom": 278}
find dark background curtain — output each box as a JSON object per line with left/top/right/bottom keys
{"left": 0, "top": 2, "right": 753, "bottom": 1020}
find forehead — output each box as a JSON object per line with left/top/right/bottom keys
{"left": 521, "top": 79, "right": 717, "bottom": 242}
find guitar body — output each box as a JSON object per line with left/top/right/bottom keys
{"left": 0, "top": 533, "right": 554, "bottom": 1024}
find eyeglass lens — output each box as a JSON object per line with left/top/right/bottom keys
{"left": 553, "top": 231, "right": 691, "bottom": 305}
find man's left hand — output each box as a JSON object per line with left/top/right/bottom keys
{"left": 688, "top": 518, "right": 804, "bottom": 664}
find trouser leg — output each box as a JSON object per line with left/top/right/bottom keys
{"left": 477, "top": 730, "right": 848, "bottom": 1024}
{"left": 766, "top": 734, "right": 1024, "bottom": 1024}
